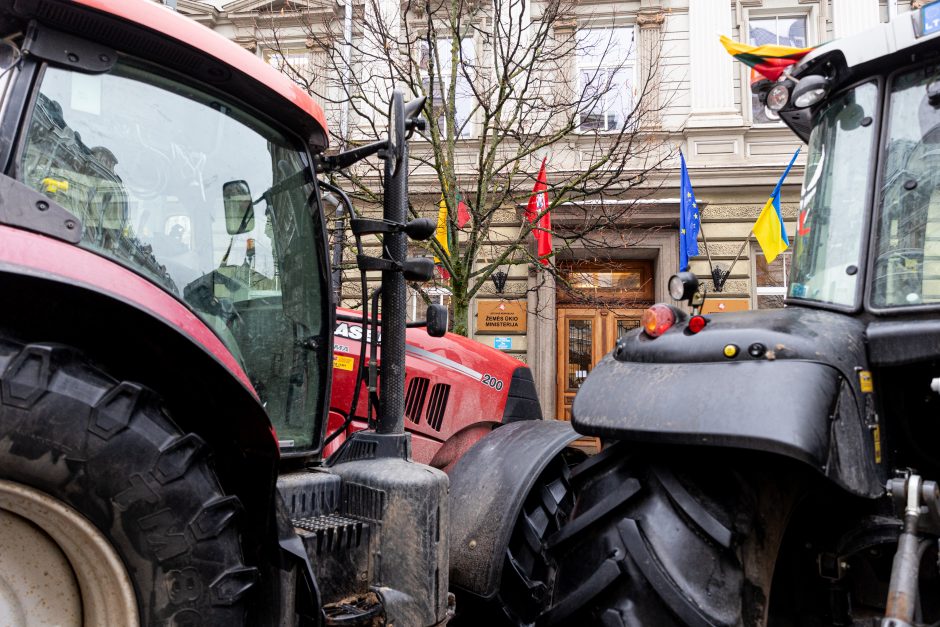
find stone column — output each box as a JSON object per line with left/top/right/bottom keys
{"left": 636, "top": 7, "right": 666, "bottom": 127}
{"left": 688, "top": 0, "right": 739, "bottom": 126}
{"left": 527, "top": 267, "right": 556, "bottom": 420}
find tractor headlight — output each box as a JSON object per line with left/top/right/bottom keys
{"left": 767, "top": 83, "right": 791, "bottom": 112}
{"left": 668, "top": 272, "right": 699, "bottom": 302}
{"left": 792, "top": 74, "right": 832, "bottom": 108}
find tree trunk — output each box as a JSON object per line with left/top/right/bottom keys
{"left": 451, "top": 290, "right": 470, "bottom": 337}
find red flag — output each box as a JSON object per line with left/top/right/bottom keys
{"left": 456, "top": 191, "right": 470, "bottom": 228}
{"left": 526, "top": 157, "right": 551, "bottom": 266}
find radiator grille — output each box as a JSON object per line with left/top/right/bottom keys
{"left": 425, "top": 383, "right": 451, "bottom": 431}
{"left": 405, "top": 377, "right": 430, "bottom": 424}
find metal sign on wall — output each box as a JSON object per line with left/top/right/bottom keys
{"left": 476, "top": 300, "right": 527, "bottom": 333}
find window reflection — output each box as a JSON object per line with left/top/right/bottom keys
{"left": 567, "top": 319, "right": 593, "bottom": 390}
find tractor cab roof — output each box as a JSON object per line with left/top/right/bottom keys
{"left": 799, "top": 7, "right": 940, "bottom": 78}
{"left": 10, "top": 0, "right": 329, "bottom": 150}
{"left": 781, "top": 6, "right": 940, "bottom": 141}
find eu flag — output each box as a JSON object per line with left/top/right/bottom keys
{"left": 679, "top": 151, "right": 700, "bottom": 271}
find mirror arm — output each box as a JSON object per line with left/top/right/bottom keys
{"left": 319, "top": 179, "right": 358, "bottom": 220}
{"left": 315, "top": 140, "right": 388, "bottom": 173}
{"left": 335, "top": 310, "right": 427, "bottom": 328}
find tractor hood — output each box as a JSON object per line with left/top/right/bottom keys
{"left": 605, "top": 306, "right": 866, "bottom": 369}
{"left": 572, "top": 306, "right": 884, "bottom": 497}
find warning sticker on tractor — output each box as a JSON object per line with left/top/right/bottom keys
{"left": 858, "top": 370, "right": 873, "bottom": 393}
{"left": 873, "top": 425, "right": 882, "bottom": 464}
{"left": 333, "top": 355, "right": 355, "bottom": 371}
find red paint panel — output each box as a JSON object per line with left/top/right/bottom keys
{"left": 330, "top": 308, "right": 523, "bottom": 445}
{"left": 0, "top": 226, "right": 255, "bottom": 394}
{"left": 72, "top": 0, "right": 328, "bottom": 139}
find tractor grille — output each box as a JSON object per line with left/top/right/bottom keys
{"left": 425, "top": 383, "right": 451, "bottom": 431}
{"left": 405, "top": 377, "right": 430, "bottom": 424}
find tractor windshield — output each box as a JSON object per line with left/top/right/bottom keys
{"left": 788, "top": 81, "right": 878, "bottom": 307}
{"left": 872, "top": 62, "right": 940, "bottom": 308}
{"left": 18, "top": 60, "right": 328, "bottom": 450}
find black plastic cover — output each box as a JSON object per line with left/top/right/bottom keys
{"left": 501, "top": 366, "right": 543, "bottom": 423}
{"left": 572, "top": 358, "right": 838, "bottom": 468}
{"left": 449, "top": 420, "right": 578, "bottom": 598}
{"left": 329, "top": 455, "right": 450, "bottom": 626}
{"left": 0, "top": 173, "right": 81, "bottom": 243}
{"left": 867, "top": 319, "right": 940, "bottom": 366}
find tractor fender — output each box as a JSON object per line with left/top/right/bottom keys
{"left": 448, "top": 419, "right": 579, "bottom": 599}
{"left": 429, "top": 420, "right": 499, "bottom": 472}
{"left": 0, "top": 254, "right": 283, "bottom": 557}
{"left": 572, "top": 356, "right": 884, "bottom": 498}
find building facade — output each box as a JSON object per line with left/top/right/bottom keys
{"left": 177, "top": 0, "right": 911, "bottom": 420}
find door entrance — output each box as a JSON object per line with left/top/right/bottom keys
{"left": 556, "top": 308, "right": 643, "bottom": 421}
{"left": 554, "top": 260, "right": 654, "bottom": 439}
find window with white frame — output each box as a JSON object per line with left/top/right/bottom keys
{"left": 417, "top": 37, "right": 475, "bottom": 138}
{"left": 264, "top": 47, "right": 314, "bottom": 86}
{"left": 408, "top": 286, "right": 452, "bottom": 323}
{"left": 755, "top": 251, "right": 791, "bottom": 309}
{"left": 748, "top": 15, "right": 808, "bottom": 124}
{"left": 576, "top": 26, "right": 636, "bottom": 132}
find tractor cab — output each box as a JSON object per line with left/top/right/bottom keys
{"left": 14, "top": 50, "right": 331, "bottom": 452}
{"left": 772, "top": 6, "right": 940, "bottom": 317}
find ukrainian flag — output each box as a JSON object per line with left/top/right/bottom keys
{"left": 753, "top": 148, "right": 800, "bottom": 264}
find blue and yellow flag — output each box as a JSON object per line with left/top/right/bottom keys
{"left": 753, "top": 148, "right": 800, "bottom": 263}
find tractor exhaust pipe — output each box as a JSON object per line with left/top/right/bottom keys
{"left": 377, "top": 91, "right": 409, "bottom": 436}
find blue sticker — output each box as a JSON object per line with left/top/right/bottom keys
{"left": 923, "top": 2, "right": 940, "bottom": 36}
{"left": 790, "top": 283, "right": 807, "bottom": 298}
{"left": 494, "top": 336, "right": 512, "bottom": 350}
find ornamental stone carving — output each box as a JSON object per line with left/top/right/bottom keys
{"left": 637, "top": 9, "right": 666, "bottom": 29}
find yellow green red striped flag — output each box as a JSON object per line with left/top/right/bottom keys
{"left": 719, "top": 35, "right": 813, "bottom": 82}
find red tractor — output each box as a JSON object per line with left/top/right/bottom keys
{"left": 0, "top": 2, "right": 573, "bottom": 625}
{"left": 325, "top": 309, "right": 541, "bottom": 469}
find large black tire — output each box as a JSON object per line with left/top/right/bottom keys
{"left": 0, "top": 339, "right": 257, "bottom": 625}
{"left": 490, "top": 442, "right": 800, "bottom": 627}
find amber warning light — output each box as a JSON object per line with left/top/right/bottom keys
{"left": 642, "top": 304, "right": 676, "bottom": 338}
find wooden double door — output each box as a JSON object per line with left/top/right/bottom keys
{"left": 556, "top": 307, "right": 643, "bottom": 421}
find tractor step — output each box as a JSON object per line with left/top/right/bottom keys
{"left": 277, "top": 470, "right": 374, "bottom": 603}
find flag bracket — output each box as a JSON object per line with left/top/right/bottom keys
{"left": 712, "top": 265, "right": 729, "bottom": 292}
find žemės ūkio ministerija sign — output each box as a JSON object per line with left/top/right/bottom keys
{"left": 476, "top": 300, "right": 527, "bottom": 333}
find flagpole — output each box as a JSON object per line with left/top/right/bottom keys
{"left": 715, "top": 230, "right": 752, "bottom": 291}
{"left": 697, "top": 205, "right": 716, "bottom": 280}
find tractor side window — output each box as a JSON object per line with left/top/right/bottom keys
{"left": 18, "top": 61, "right": 327, "bottom": 450}
{"left": 873, "top": 63, "right": 940, "bottom": 308}
{"left": 788, "top": 81, "right": 877, "bottom": 307}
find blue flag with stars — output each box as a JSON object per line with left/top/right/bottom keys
{"left": 679, "top": 151, "right": 700, "bottom": 271}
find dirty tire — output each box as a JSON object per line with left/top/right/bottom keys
{"left": 0, "top": 339, "right": 256, "bottom": 625}
{"left": 492, "top": 443, "right": 786, "bottom": 627}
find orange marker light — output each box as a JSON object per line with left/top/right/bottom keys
{"left": 642, "top": 304, "right": 676, "bottom": 338}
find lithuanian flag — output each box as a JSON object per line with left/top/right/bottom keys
{"left": 719, "top": 35, "right": 813, "bottom": 82}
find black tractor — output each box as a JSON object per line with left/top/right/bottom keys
{"left": 450, "top": 5, "right": 940, "bottom": 626}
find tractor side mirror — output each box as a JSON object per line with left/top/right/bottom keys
{"left": 426, "top": 303, "right": 448, "bottom": 337}
{"left": 223, "top": 180, "right": 255, "bottom": 235}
